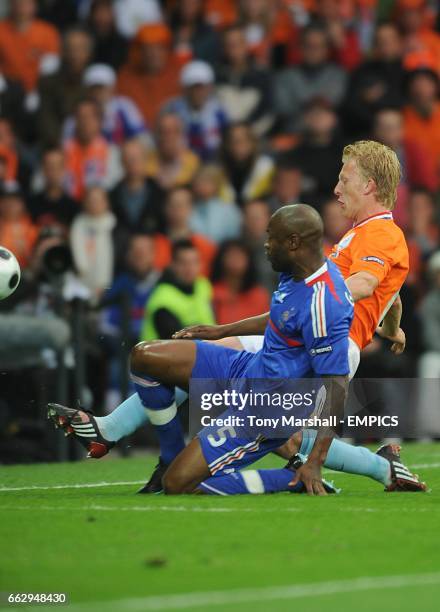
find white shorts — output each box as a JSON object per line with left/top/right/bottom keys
{"left": 238, "top": 335, "right": 360, "bottom": 380}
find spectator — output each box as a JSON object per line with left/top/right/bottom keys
{"left": 274, "top": 24, "right": 347, "bottom": 133}
{"left": 169, "top": 0, "right": 220, "bottom": 65}
{"left": 321, "top": 197, "right": 350, "bottom": 256}
{"left": 221, "top": 122, "right": 274, "bottom": 207}
{"left": 38, "top": 0, "right": 79, "bottom": 31}
{"left": 28, "top": 149, "right": 78, "bottom": 230}
{"left": 145, "top": 112, "right": 200, "bottom": 189}
{"left": 63, "top": 63, "right": 148, "bottom": 145}
{"left": 163, "top": 60, "right": 228, "bottom": 160}
{"left": 396, "top": 0, "right": 440, "bottom": 73}
{"left": 268, "top": 160, "right": 303, "bottom": 211}
{"left": 101, "top": 233, "right": 160, "bottom": 342}
{"left": 238, "top": 0, "right": 296, "bottom": 68}
{"left": 309, "top": 0, "right": 361, "bottom": 71}
{"left": 341, "top": 22, "right": 406, "bottom": 139}
{"left": 403, "top": 68, "right": 440, "bottom": 177}
{"left": 211, "top": 239, "right": 270, "bottom": 325}
{"left": 70, "top": 185, "right": 116, "bottom": 296}
{"left": 372, "top": 106, "right": 438, "bottom": 228}
{"left": 0, "top": 230, "right": 71, "bottom": 373}
{"left": 117, "top": 23, "right": 182, "bottom": 127}
{"left": 140, "top": 238, "right": 214, "bottom": 340}
{"left": 0, "top": 0, "right": 60, "bottom": 92}
{"left": 407, "top": 188, "right": 439, "bottom": 259}
{"left": 110, "top": 138, "right": 165, "bottom": 266}
{"left": 286, "top": 99, "right": 344, "bottom": 207}
{"left": 87, "top": 0, "right": 128, "bottom": 69}
{"left": 64, "top": 98, "right": 122, "bottom": 201}
{"left": 100, "top": 232, "right": 160, "bottom": 409}
{"left": 241, "top": 199, "right": 277, "bottom": 291}
{"left": 190, "top": 164, "right": 242, "bottom": 244}
{"left": 163, "top": 186, "right": 217, "bottom": 277}
{"left": 113, "top": 0, "right": 163, "bottom": 39}
{"left": 0, "top": 182, "right": 38, "bottom": 268}
{"left": 204, "top": 0, "right": 238, "bottom": 30}
{"left": 38, "top": 26, "right": 93, "bottom": 146}
{"left": 0, "top": 68, "right": 30, "bottom": 142}
{"left": 215, "top": 24, "right": 274, "bottom": 135}
{"left": 373, "top": 107, "right": 438, "bottom": 192}
{"left": 0, "top": 117, "right": 32, "bottom": 192}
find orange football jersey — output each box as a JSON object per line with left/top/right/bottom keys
{"left": 329, "top": 212, "right": 409, "bottom": 349}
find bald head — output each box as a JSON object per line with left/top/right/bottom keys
{"left": 265, "top": 204, "right": 324, "bottom": 275}
{"left": 271, "top": 204, "right": 324, "bottom": 244}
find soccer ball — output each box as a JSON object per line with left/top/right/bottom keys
{"left": 0, "top": 247, "right": 21, "bottom": 300}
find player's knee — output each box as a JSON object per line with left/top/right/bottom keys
{"left": 162, "top": 469, "right": 186, "bottom": 495}
{"left": 279, "top": 431, "right": 302, "bottom": 458}
{"left": 130, "top": 340, "right": 163, "bottom": 374}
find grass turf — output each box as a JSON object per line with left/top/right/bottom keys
{"left": 1, "top": 443, "right": 440, "bottom": 611}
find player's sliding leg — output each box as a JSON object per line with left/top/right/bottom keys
{"left": 49, "top": 340, "right": 197, "bottom": 462}
{"left": 271, "top": 429, "right": 426, "bottom": 492}
{"left": 161, "top": 437, "right": 303, "bottom": 495}
{"left": 47, "top": 337, "right": 244, "bottom": 460}
{"left": 163, "top": 436, "right": 337, "bottom": 495}
{"left": 126, "top": 339, "right": 196, "bottom": 469}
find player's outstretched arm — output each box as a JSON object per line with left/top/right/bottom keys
{"left": 376, "top": 294, "right": 405, "bottom": 354}
{"left": 172, "top": 312, "right": 270, "bottom": 340}
{"left": 345, "top": 271, "right": 379, "bottom": 302}
{"left": 289, "top": 375, "right": 349, "bottom": 496}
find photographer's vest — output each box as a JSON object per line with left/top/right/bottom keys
{"left": 141, "top": 277, "right": 215, "bottom": 340}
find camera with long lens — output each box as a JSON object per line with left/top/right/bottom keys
{"left": 42, "top": 244, "right": 73, "bottom": 279}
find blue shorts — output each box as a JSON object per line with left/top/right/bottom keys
{"left": 192, "top": 341, "right": 287, "bottom": 475}
{"left": 198, "top": 423, "right": 285, "bottom": 476}
{"left": 191, "top": 340, "right": 256, "bottom": 380}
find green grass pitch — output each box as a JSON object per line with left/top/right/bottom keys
{"left": 1, "top": 443, "right": 440, "bottom": 611}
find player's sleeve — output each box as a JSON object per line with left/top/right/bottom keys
{"left": 348, "top": 227, "right": 400, "bottom": 284}
{"left": 302, "top": 286, "right": 351, "bottom": 376}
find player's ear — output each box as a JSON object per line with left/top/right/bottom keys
{"left": 289, "top": 233, "right": 300, "bottom": 250}
{"left": 364, "top": 178, "right": 376, "bottom": 197}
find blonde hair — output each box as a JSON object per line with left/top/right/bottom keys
{"left": 342, "top": 140, "right": 401, "bottom": 210}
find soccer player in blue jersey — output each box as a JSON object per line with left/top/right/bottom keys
{"left": 52, "top": 204, "right": 355, "bottom": 495}
{"left": 158, "top": 204, "right": 353, "bottom": 495}
{"left": 49, "top": 204, "right": 426, "bottom": 495}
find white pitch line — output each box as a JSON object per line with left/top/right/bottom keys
{"left": 0, "top": 504, "right": 277, "bottom": 514}
{"left": 25, "top": 572, "right": 440, "bottom": 611}
{"left": 0, "top": 480, "right": 145, "bottom": 492}
{"left": 1, "top": 461, "right": 439, "bottom": 493}
{"left": 1, "top": 504, "right": 438, "bottom": 515}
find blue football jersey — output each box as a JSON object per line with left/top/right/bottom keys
{"left": 231, "top": 260, "right": 354, "bottom": 379}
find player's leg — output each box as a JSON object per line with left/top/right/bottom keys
{"left": 162, "top": 438, "right": 211, "bottom": 494}
{"left": 48, "top": 339, "right": 197, "bottom": 461}
{"left": 48, "top": 336, "right": 250, "bottom": 458}
{"left": 258, "top": 429, "right": 425, "bottom": 492}
{"left": 122, "top": 339, "right": 198, "bottom": 465}
{"left": 162, "top": 431, "right": 305, "bottom": 495}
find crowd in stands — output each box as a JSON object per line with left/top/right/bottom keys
{"left": 0, "top": 0, "right": 440, "bottom": 416}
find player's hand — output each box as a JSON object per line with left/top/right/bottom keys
{"left": 172, "top": 325, "right": 225, "bottom": 340}
{"left": 377, "top": 326, "right": 406, "bottom": 355}
{"left": 289, "top": 460, "right": 328, "bottom": 496}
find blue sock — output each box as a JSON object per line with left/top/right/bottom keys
{"left": 131, "top": 373, "right": 185, "bottom": 465}
{"left": 94, "top": 394, "right": 148, "bottom": 442}
{"left": 93, "top": 389, "right": 189, "bottom": 444}
{"left": 299, "top": 429, "right": 391, "bottom": 485}
{"left": 198, "top": 469, "right": 303, "bottom": 495}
